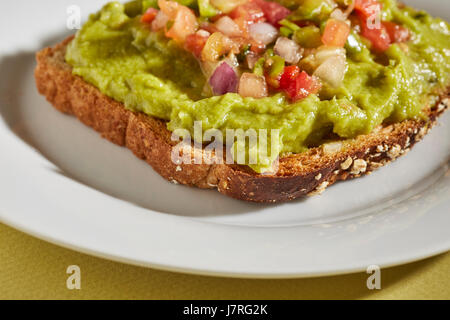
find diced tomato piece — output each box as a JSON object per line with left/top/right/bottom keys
{"left": 230, "top": 2, "right": 265, "bottom": 24}
{"left": 199, "top": 21, "right": 219, "bottom": 34}
{"left": 383, "top": 21, "right": 410, "bottom": 43}
{"left": 158, "top": 0, "right": 181, "bottom": 20}
{"left": 165, "top": 6, "right": 198, "bottom": 43}
{"left": 354, "top": 0, "right": 382, "bottom": 19}
{"left": 253, "top": 0, "right": 291, "bottom": 25}
{"left": 185, "top": 33, "right": 209, "bottom": 57}
{"left": 249, "top": 39, "right": 266, "bottom": 54}
{"left": 357, "top": 13, "right": 391, "bottom": 52}
{"left": 229, "top": 2, "right": 266, "bottom": 37}
{"left": 360, "top": 24, "right": 391, "bottom": 52}
{"left": 141, "top": 8, "right": 159, "bottom": 24}
{"left": 279, "top": 65, "right": 300, "bottom": 89}
{"left": 266, "top": 59, "right": 292, "bottom": 90}
{"left": 279, "top": 66, "right": 321, "bottom": 101}
{"left": 233, "top": 17, "right": 250, "bottom": 37}
{"left": 322, "top": 19, "right": 351, "bottom": 47}
{"left": 293, "top": 72, "right": 321, "bottom": 101}
{"left": 157, "top": 0, "right": 199, "bottom": 43}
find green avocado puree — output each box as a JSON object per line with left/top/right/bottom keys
{"left": 66, "top": 0, "right": 450, "bottom": 172}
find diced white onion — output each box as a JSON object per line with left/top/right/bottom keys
{"left": 274, "top": 37, "right": 303, "bottom": 64}
{"left": 249, "top": 22, "right": 279, "bottom": 45}
{"left": 315, "top": 46, "right": 346, "bottom": 65}
{"left": 151, "top": 11, "right": 169, "bottom": 31}
{"left": 238, "top": 73, "right": 268, "bottom": 98}
{"left": 214, "top": 16, "right": 242, "bottom": 37}
{"left": 245, "top": 52, "right": 261, "bottom": 70}
{"left": 330, "top": 9, "right": 348, "bottom": 21}
{"left": 196, "top": 29, "right": 211, "bottom": 38}
{"left": 313, "top": 54, "right": 347, "bottom": 88}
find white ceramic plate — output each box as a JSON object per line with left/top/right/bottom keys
{"left": 0, "top": 0, "right": 449, "bottom": 279}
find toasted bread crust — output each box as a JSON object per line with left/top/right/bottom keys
{"left": 35, "top": 37, "right": 449, "bottom": 203}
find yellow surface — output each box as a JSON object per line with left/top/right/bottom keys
{"left": 0, "top": 222, "right": 449, "bottom": 300}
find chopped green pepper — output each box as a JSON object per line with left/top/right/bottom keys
{"left": 280, "top": 26, "right": 294, "bottom": 37}
{"left": 124, "top": 0, "right": 144, "bottom": 16}
{"left": 292, "top": 0, "right": 336, "bottom": 23}
{"left": 345, "top": 32, "right": 373, "bottom": 63}
{"left": 141, "top": 0, "right": 158, "bottom": 11}
{"left": 279, "top": 19, "right": 300, "bottom": 38}
{"left": 253, "top": 58, "right": 266, "bottom": 76}
{"left": 237, "top": 44, "right": 251, "bottom": 63}
{"left": 265, "top": 48, "right": 274, "bottom": 58}
{"left": 269, "top": 55, "right": 285, "bottom": 79}
{"left": 294, "top": 25, "right": 322, "bottom": 48}
{"left": 198, "top": 0, "right": 219, "bottom": 17}
{"left": 176, "top": 0, "right": 196, "bottom": 6}
{"left": 279, "top": 19, "right": 300, "bottom": 31}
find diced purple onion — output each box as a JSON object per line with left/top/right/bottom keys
{"left": 209, "top": 62, "right": 238, "bottom": 95}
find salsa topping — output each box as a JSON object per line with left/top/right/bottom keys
{"left": 140, "top": 0, "right": 412, "bottom": 101}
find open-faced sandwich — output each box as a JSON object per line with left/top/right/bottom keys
{"left": 35, "top": 0, "right": 449, "bottom": 202}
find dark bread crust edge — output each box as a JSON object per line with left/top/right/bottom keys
{"left": 35, "top": 37, "right": 449, "bottom": 203}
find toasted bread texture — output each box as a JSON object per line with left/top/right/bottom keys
{"left": 35, "top": 37, "right": 449, "bottom": 202}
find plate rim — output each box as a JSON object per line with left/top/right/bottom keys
{"left": 0, "top": 123, "right": 449, "bottom": 278}
{"left": 0, "top": 0, "right": 449, "bottom": 279}
{"left": 1, "top": 211, "right": 450, "bottom": 279}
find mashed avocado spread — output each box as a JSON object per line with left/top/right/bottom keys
{"left": 66, "top": 0, "right": 450, "bottom": 172}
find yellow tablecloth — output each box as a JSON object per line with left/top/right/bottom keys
{"left": 0, "top": 222, "right": 449, "bottom": 300}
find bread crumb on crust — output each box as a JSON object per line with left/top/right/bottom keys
{"left": 350, "top": 159, "right": 367, "bottom": 175}
{"left": 308, "top": 181, "right": 330, "bottom": 196}
{"left": 405, "top": 136, "right": 410, "bottom": 148}
{"left": 437, "top": 99, "right": 448, "bottom": 112}
{"left": 323, "top": 142, "right": 343, "bottom": 155}
{"left": 387, "top": 144, "right": 402, "bottom": 159}
{"left": 340, "top": 157, "right": 353, "bottom": 170}
{"left": 376, "top": 144, "right": 388, "bottom": 153}
{"left": 369, "top": 162, "right": 383, "bottom": 169}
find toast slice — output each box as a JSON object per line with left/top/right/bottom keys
{"left": 35, "top": 37, "right": 449, "bottom": 203}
